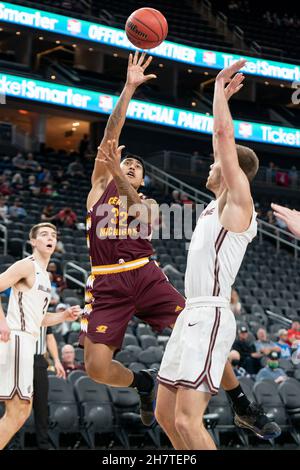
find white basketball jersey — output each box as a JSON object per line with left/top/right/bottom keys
{"left": 185, "top": 199, "right": 257, "bottom": 301}
{"left": 6, "top": 256, "right": 51, "bottom": 338}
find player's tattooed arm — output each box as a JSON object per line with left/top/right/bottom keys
{"left": 92, "top": 51, "right": 156, "bottom": 185}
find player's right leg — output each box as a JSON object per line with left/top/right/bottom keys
{"left": 84, "top": 338, "right": 134, "bottom": 387}
{"left": 155, "top": 383, "right": 188, "bottom": 450}
{"left": 0, "top": 395, "right": 32, "bottom": 449}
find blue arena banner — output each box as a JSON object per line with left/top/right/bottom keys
{"left": 0, "top": 72, "right": 299, "bottom": 148}
{"left": 0, "top": 2, "right": 299, "bottom": 82}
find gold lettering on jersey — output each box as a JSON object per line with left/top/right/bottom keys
{"left": 99, "top": 227, "right": 138, "bottom": 237}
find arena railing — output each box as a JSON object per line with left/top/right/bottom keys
{"left": 63, "top": 261, "right": 88, "bottom": 289}
{"left": 144, "top": 161, "right": 300, "bottom": 258}
{"left": 0, "top": 224, "right": 8, "bottom": 256}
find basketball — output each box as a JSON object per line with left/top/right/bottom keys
{"left": 125, "top": 8, "right": 168, "bottom": 49}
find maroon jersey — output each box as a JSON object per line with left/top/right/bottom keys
{"left": 87, "top": 180, "right": 153, "bottom": 265}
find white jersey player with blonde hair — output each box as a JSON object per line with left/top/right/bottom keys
{"left": 155, "top": 60, "right": 280, "bottom": 449}
{"left": 0, "top": 222, "right": 81, "bottom": 449}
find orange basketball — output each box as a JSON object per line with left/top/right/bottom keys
{"left": 125, "top": 8, "right": 168, "bottom": 49}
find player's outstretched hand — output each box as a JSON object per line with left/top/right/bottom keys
{"left": 126, "top": 51, "right": 157, "bottom": 88}
{"left": 0, "top": 319, "right": 10, "bottom": 342}
{"left": 271, "top": 203, "right": 300, "bottom": 237}
{"left": 63, "top": 305, "right": 82, "bottom": 322}
{"left": 224, "top": 72, "right": 245, "bottom": 101}
{"left": 216, "top": 59, "right": 246, "bottom": 85}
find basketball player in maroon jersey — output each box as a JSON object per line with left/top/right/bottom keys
{"left": 79, "top": 52, "right": 280, "bottom": 436}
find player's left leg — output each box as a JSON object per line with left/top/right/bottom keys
{"left": 221, "top": 360, "right": 281, "bottom": 439}
{"left": 155, "top": 383, "right": 188, "bottom": 450}
{"left": 0, "top": 395, "right": 32, "bottom": 449}
{"left": 175, "top": 387, "right": 216, "bottom": 450}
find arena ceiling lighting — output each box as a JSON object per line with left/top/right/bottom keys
{"left": 0, "top": 2, "right": 299, "bottom": 83}
{"left": 0, "top": 72, "right": 299, "bottom": 148}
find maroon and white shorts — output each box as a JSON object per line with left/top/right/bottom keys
{"left": 157, "top": 296, "right": 236, "bottom": 395}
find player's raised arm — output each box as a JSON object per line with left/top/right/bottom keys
{"left": 92, "top": 51, "right": 156, "bottom": 186}
{"left": 213, "top": 60, "right": 252, "bottom": 205}
{"left": 0, "top": 259, "right": 34, "bottom": 342}
{"left": 212, "top": 71, "right": 245, "bottom": 163}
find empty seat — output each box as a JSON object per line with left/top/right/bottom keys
{"left": 47, "top": 376, "right": 79, "bottom": 448}
{"left": 139, "top": 335, "right": 159, "bottom": 350}
{"left": 138, "top": 346, "right": 163, "bottom": 366}
{"left": 74, "top": 376, "right": 115, "bottom": 449}
{"left": 67, "top": 369, "right": 87, "bottom": 387}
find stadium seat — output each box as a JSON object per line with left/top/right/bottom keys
{"left": 253, "top": 380, "right": 293, "bottom": 440}
{"left": 138, "top": 346, "right": 163, "bottom": 366}
{"left": 74, "top": 376, "right": 115, "bottom": 449}
{"left": 108, "top": 387, "right": 160, "bottom": 448}
{"left": 67, "top": 331, "right": 79, "bottom": 346}
{"left": 139, "top": 335, "right": 159, "bottom": 350}
{"left": 47, "top": 376, "right": 79, "bottom": 449}
{"left": 67, "top": 369, "right": 87, "bottom": 387}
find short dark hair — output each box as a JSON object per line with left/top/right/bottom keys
{"left": 121, "top": 154, "right": 145, "bottom": 178}
{"left": 29, "top": 223, "right": 57, "bottom": 239}
{"left": 236, "top": 145, "right": 259, "bottom": 182}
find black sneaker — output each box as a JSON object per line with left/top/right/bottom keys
{"left": 137, "top": 369, "right": 157, "bottom": 427}
{"left": 234, "top": 402, "right": 281, "bottom": 440}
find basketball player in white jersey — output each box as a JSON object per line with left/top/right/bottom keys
{"left": 0, "top": 222, "right": 81, "bottom": 449}
{"left": 155, "top": 60, "right": 280, "bottom": 449}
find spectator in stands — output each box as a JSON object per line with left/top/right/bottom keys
{"left": 24, "top": 152, "right": 41, "bottom": 172}
{"left": 27, "top": 175, "right": 40, "bottom": 196}
{"left": 287, "top": 319, "right": 300, "bottom": 346}
{"left": 255, "top": 351, "right": 287, "bottom": 384}
{"left": 171, "top": 189, "right": 181, "bottom": 205}
{"left": 12, "top": 151, "right": 26, "bottom": 170}
{"left": 266, "top": 161, "right": 275, "bottom": 184}
{"left": 228, "top": 350, "right": 247, "bottom": 378}
{"left": 232, "top": 326, "right": 261, "bottom": 374}
{"left": 56, "top": 207, "right": 77, "bottom": 228}
{"left": 276, "top": 329, "right": 292, "bottom": 358}
{"left": 48, "top": 273, "right": 60, "bottom": 308}
{"left": 255, "top": 328, "right": 281, "bottom": 358}
{"left": 40, "top": 183, "right": 57, "bottom": 197}
{"left": 0, "top": 197, "right": 9, "bottom": 223}
{"left": 41, "top": 204, "right": 56, "bottom": 223}
{"left": 37, "top": 167, "right": 52, "bottom": 184}
{"left": 48, "top": 262, "right": 67, "bottom": 292}
{"left": 53, "top": 234, "right": 65, "bottom": 255}
{"left": 11, "top": 173, "right": 24, "bottom": 192}
{"left": 8, "top": 199, "right": 27, "bottom": 219}
{"left": 0, "top": 176, "right": 12, "bottom": 196}
{"left": 266, "top": 209, "right": 276, "bottom": 225}
{"left": 67, "top": 158, "right": 84, "bottom": 177}
{"left": 78, "top": 134, "right": 90, "bottom": 161}
{"left": 289, "top": 166, "right": 298, "bottom": 188}
{"left": 52, "top": 303, "right": 71, "bottom": 340}
{"left": 230, "top": 288, "right": 242, "bottom": 316}
{"left": 54, "top": 166, "right": 67, "bottom": 184}
{"left": 61, "top": 344, "right": 85, "bottom": 377}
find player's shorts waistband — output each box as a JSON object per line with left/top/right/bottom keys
{"left": 91, "top": 257, "right": 150, "bottom": 275}
{"left": 186, "top": 296, "right": 229, "bottom": 308}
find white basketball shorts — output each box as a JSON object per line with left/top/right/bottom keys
{"left": 0, "top": 331, "right": 36, "bottom": 401}
{"left": 157, "top": 296, "right": 236, "bottom": 395}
